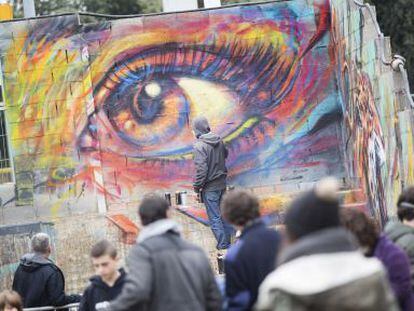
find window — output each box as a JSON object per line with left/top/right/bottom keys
{"left": 0, "top": 77, "right": 13, "bottom": 184}
{"left": 197, "top": 0, "right": 205, "bottom": 8}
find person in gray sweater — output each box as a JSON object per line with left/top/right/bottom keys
{"left": 192, "top": 116, "right": 233, "bottom": 251}
{"left": 96, "top": 194, "right": 222, "bottom": 311}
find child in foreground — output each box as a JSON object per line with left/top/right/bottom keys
{"left": 79, "top": 240, "right": 127, "bottom": 311}
{"left": 0, "top": 290, "right": 23, "bottom": 311}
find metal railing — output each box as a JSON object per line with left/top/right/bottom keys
{"left": 23, "top": 303, "right": 79, "bottom": 311}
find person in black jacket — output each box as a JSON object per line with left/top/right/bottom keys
{"left": 79, "top": 240, "right": 127, "bottom": 311}
{"left": 221, "top": 190, "right": 280, "bottom": 310}
{"left": 12, "top": 233, "right": 80, "bottom": 308}
{"left": 192, "top": 116, "right": 234, "bottom": 250}
{"left": 96, "top": 193, "right": 222, "bottom": 311}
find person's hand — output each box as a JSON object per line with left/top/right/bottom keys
{"left": 95, "top": 301, "right": 110, "bottom": 311}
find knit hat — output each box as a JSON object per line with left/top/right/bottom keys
{"left": 285, "top": 177, "right": 340, "bottom": 240}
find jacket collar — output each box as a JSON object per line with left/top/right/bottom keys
{"left": 279, "top": 227, "right": 358, "bottom": 265}
{"left": 240, "top": 219, "right": 265, "bottom": 238}
{"left": 89, "top": 268, "right": 126, "bottom": 288}
{"left": 259, "top": 251, "right": 383, "bottom": 298}
{"left": 137, "top": 219, "right": 181, "bottom": 243}
{"left": 20, "top": 252, "right": 53, "bottom": 266}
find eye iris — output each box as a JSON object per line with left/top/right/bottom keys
{"left": 107, "top": 78, "right": 191, "bottom": 148}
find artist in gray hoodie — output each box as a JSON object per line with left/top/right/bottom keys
{"left": 96, "top": 194, "right": 222, "bottom": 311}
{"left": 192, "top": 116, "right": 233, "bottom": 250}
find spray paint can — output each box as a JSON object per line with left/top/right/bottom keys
{"left": 180, "top": 191, "right": 187, "bottom": 205}
{"left": 175, "top": 191, "right": 188, "bottom": 205}
{"left": 198, "top": 190, "right": 204, "bottom": 203}
{"left": 164, "top": 192, "right": 171, "bottom": 206}
{"left": 175, "top": 191, "right": 181, "bottom": 205}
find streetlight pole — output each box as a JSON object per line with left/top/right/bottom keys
{"left": 23, "top": 0, "right": 36, "bottom": 18}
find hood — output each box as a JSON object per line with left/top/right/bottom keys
{"left": 192, "top": 116, "right": 210, "bottom": 138}
{"left": 137, "top": 219, "right": 181, "bottom": 243}
{"left": 258, "top": 251, "right": 384, "bottom": 300}
{"left": 279, "top": 228, "right": 358, "bottom": 265}
{"left": 19, "top": 253, "right": 53, "bottom": 272}
{"left": 90, "top": 268, "right": 126, "bottom": 289}
{"left": 199, "top": 132, "right": 221, "bottom": 146}
{"left": 385, "top": 221, "right": 414, "bottom": 241}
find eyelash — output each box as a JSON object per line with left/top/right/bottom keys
{"left": 96, "top": 39, "right": 296, "bottom": 112}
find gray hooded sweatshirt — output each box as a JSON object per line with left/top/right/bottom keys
{"left": 192, "top": 116, "right": 228, "bottom": 192}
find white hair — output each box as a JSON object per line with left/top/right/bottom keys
{"left": 31, "top": 233, "right": 51, "bottom": 254}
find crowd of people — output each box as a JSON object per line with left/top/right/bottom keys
{"left": 2, "top": 118, "right": 414, "bottom": 310}
{"left": 1, "top": 181, "right": 414, "bottom": 310}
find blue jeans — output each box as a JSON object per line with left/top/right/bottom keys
{"left": 203, "top": 189, "right": 234, "bottom": 249}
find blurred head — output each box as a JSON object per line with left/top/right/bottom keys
{"left": 139, "top": 193, "right": 170, "bottom": 226}
{"left": 0, "top": 291, "right": 22, "bottom": 311}
{"left": 90, "top": 240, "right": 118, "bottom": 281}
{"left": 284, "top": 177, "right": 340, "bottom": 242}
{"left": 191, "top": 116, "right": 210, "bottom": 138}
{"left": 397, "top": 186, "right": 414, "bottom": 225}
{"left": 221, "top": 190, "right": 260, "bottom": 228}
{"left": 31, "top": 233, "right": 51, "bottom": 257}
{"left": 340, "top": 208, "right": 379, "bottom": 255}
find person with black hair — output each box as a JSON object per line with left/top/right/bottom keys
{"left": 96, "top": 193, "right": 222, "bottom": 311}
{"left": 385, "top": 186, "right": 414, "bottom": 290}
{"left": 221, "top": 190, "right": 280, "bottom": 311}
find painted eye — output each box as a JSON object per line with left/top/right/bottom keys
{"left": 84, "top": 76, "right": 244, "bottom": 158}
{"left": 108, "top": 78, "right": 191, "bottom": 148}
{"left": 79, "top": 41, "right": 300, "bottom": 159}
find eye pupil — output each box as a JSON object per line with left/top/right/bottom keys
{"left": 144, "top": 82, "right": 162, "bottom": 98}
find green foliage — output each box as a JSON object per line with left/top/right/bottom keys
{"left": 35, "top": 0, "right": 82, "bottom": 15}
{"left": 83, "top": 0, "right": 143, "bottom": 15}
{"left": 12, "top": 0, "right": 162, "bottom": 17}
{"left": 366, "top": 0, "right": 414, "bottom": 90}
{"left": 139, "top": 0, "right": 162, "bottom": 14}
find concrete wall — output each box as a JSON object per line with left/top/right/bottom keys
{"left": 0, "top": 1, "right": 347, "bottom": 216}
{"left": 0, "top": 0, "right": 412, "bottom": 292}
{"left": 331, "top": 0, "right": 414, "bottom": 223}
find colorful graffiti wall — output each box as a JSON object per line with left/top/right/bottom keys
{"left": 331, "top": 0, "right": 414, "bottom": 224}
{"left": 0, "top": 0, "right": 411, "bottom": 223}
{"left": 0, "top": 0, "right": 349, "bottom": 216}
{"left": 0, "top": 0, "right": 413, "bottom": 291}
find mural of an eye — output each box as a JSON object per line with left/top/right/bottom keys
{"left": 0, "top": 1, "right": 348, "bottom": 208}
{"left": 79, "top": 41, "right": 300, "bottom": 159}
